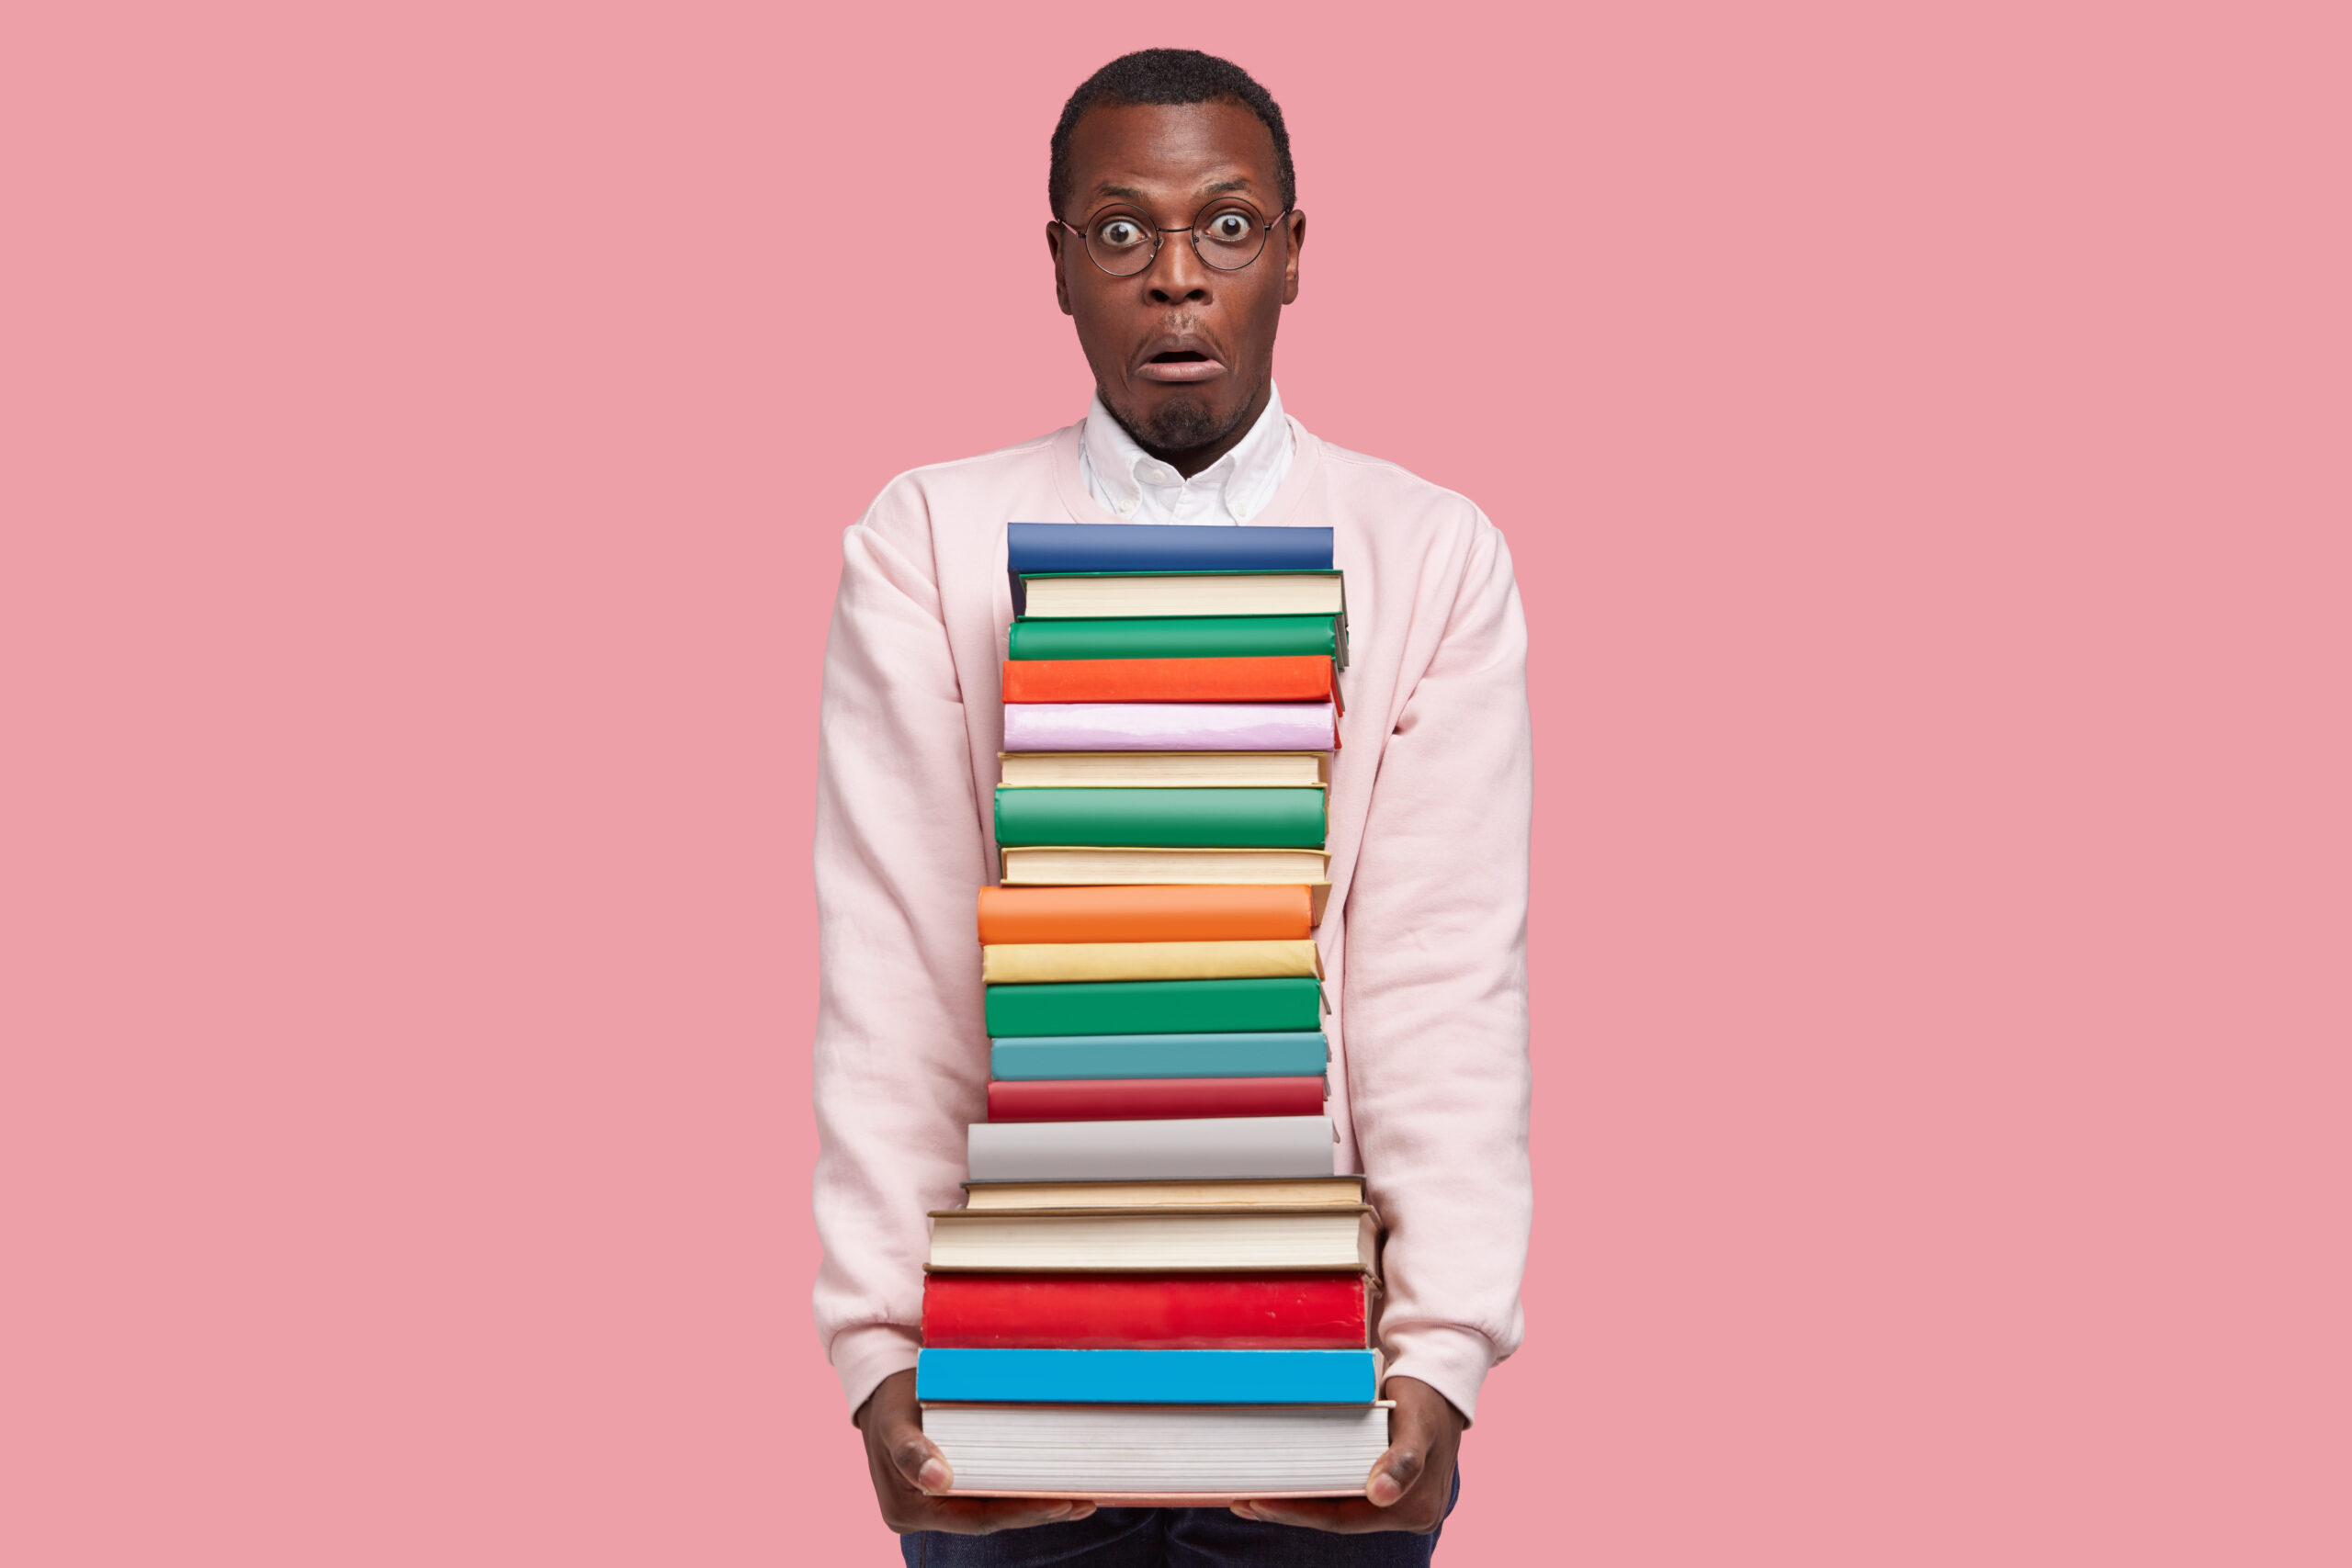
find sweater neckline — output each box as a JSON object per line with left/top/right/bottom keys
{"left": 1050, "top": 414, "right": 1323, "bottom": 530}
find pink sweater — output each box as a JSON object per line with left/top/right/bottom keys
{"left": 812, "top": 418, "right": 1532, "bottom": 1422}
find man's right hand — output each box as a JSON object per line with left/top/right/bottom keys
{"left": 854, "top": 1370, "right": 1100, "bottom": 1536}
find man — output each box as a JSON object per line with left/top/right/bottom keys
{"left": 813, "top": 50, "right": 1532, "bottom": 1564}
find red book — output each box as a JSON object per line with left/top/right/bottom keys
{"left": 986, "top": 1076, "right": 1326, "bottom": 1122}
{"left": 1001, "top": 655, "right": 1341, "bottom": 708}
{"left": 922, "top": 1271, "right": 1372, "bottom": 1349}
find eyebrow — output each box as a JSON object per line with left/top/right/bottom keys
{"left": 1088, "top": 176, "right": 1259, "bottom": 204}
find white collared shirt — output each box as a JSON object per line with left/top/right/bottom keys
{"left": 1077, "top": 383, "right": 1295, "bottom": 526}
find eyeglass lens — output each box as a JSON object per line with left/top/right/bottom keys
{"left": 1083, "top": 202, "right": 1272, "bottom": 276}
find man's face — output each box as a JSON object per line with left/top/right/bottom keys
{"left": 1048, "top": 100, "right": 1305, "bottom": 457}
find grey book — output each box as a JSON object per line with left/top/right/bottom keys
{"left": 965, "top": 1115, "right": 1337, "bottom": 1182}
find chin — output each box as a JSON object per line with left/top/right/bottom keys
{"left": 1128, "top": 390, "right": 1244, "bottom": 455}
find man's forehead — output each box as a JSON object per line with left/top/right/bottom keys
{"left": 1066, "top": 101, "right": 1278, "bottom": 207}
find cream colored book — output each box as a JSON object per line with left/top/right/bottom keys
{"left": 999, "top": 847, "right": 1333, "bottom": 921}
{"left": 998, "top": 751, "right": 1330, "bottom": 788}
{"left": 981, "top": 938, "right": 1322, "bottom": 986}
{"left": 927, "top": 1402, "right": 1391, "bottom": 1503}
{"left": 1022, "top": 572, "right": 1344, "bottom": 619}
{"left": 927, "top": 1205, "right": 1381, "bottom": 1273}
{"left": 961, "top": 1176, "right": 1366, "bottom": 1211}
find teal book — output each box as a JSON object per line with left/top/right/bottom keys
{"left": 990, "top": 1032, "right": 1329, "bottom": 1081}
{"left": 995, "top": 787, "right": 1327, "bottom": 850}
{"left": 1007, "top": 615, "right": 1346, "bottom": 669}
{"left": 984, "top": 977, "right": 1325, "bottom": 1038}
{"left": 914, "top": 1348, "right": 1379, "bottom": 1404}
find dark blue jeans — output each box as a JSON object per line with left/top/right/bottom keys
{"left": 899, "top": 1470, "right": 1460, "bottom": 1566}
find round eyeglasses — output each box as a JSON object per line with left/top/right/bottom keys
{"left": 1056, "top": 197, "right": 1294, "bottom": 277}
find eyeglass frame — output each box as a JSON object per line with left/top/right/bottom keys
{"left": 1054, "top": 196, "right": 1297, "bottom": 277}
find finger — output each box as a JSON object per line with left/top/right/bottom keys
{"left": 1366, "top": 1438, "right": 1427, "bottom": 1508}
{"left": 1233, "top": 1496, "right": 1389, "bottom": 1533}
{"left": 902, "top": 1496, "right": 1098, "bottom": 1536}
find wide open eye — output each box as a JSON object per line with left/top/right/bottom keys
{"left": 1092, "top": 217, "right": 1149, "bottom": 251}
{"left": 1202, "top": 210, "right": 1257, "bottom": 244}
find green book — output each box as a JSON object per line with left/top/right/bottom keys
{"left": 1007, "top": 615, "right": 1346, "bottom": 669}
{"left": 984, "top": 977, "right": 1326, "bottom": 1037}
{"left": 995, "top": 788, "right": 1328, "bottom": 849}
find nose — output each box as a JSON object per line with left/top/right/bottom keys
{"left": 1142, "top": 227, "right": 1213, "bottom": 304}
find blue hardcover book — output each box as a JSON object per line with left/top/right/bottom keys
{"left": 991, "top": 1032, "right": 1330, "bottom": 1081}
{"left": 1006, "top": 521, "right": 1333, "bottom": 612}
{"left": 915, "top": 1348, "right": 1379, "bottom": 1404}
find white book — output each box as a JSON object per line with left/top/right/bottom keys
{"left": 966, "top": 1116, "right": 1337, "bottom": 1182}
{"left": 927, "top": 1205, "right": 1380, "bottom": 1272}
{"left": 962, "top": 1176, "right": 1366, "bottom": 1210}
{"left": 998, "top": 751, "right": 1331, "bottom": 789}
{"left": 926, "top": 1402, "right": 1389, "bottom": 1501}
{"left": 1021, "top": 573, "right": 1344, "bottom": 619}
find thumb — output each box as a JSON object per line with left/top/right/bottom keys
{"left": 1365, "top": 1439, "right": 1425, "bottom": 1508}
{"left": 886, "top": 1420, "right": 956, "bottom": 1495}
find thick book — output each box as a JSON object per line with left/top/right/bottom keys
{"left": 966, "top": 1115, "right": 1336, "bottom": 1181}
{"left": 922, "top": 1272, "right": 1373, "bottom": 1349}
{"left": 987, "top": 1076, "right": 1325, "bottom": 1122}
{"left": 1021, "top": 571, "right": 1345, "bottom": 624}
{"left": 989, "top": 1032, "right": 1329, "bottom": 1082}
{"left": 998, "top": 751, "right": 1329, "bottom": 789}
{"left": 994, "top": 788, "right": 1327, "bottom": 851}
{"left": 1001, "top": 656, "right": 1340, "bottom": 708}
{"left": 924, "top": 1402, "right": 1386, "bottom": 1502}
{"left": 982, "top": 940, "right": 1321, "bottom": 986}
{"left": 928, "top": 1204, "right": 1378, "bottom": 1272}
{"left": 1008, "top": 615, "right": 1345, "bottom": 668}
{"left": 1001, "top": 702, "right": 1339, "bottom": 753}
{"left": 1000, "top": 848, "right": 1331, "bottom": 920}
{"left": 978, "top": 885, "right": 1313, "bottom": 945}
{"left": 915, "top": 1348, "right": 1379, "bottom": 1405}
{"left": 1007, "top": 522, "right": 1332, "bottom": 613}
{"left": 983, "top": 976, "right": 1324, "bottom": 1037}
{"left": 962, "top": 1176, "right": 1365, "bottom": 1210}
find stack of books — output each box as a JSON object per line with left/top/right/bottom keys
{"left": 914, "top": 522, "right": 1388, "bottom": 1503}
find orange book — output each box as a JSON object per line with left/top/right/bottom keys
{"left": 977, "top": 885, "right": 1314, "bottom": 945}
{"left": 1001, "top": 656, "right": 1340, "bottom": 709}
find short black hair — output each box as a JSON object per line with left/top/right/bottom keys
{"left": 1048, "top": 49, "right": 1295, "bottom": 220}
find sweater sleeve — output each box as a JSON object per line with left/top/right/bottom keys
{"left": 809, "top": 504, "right": 992, "bottom": 1415}
{"left": 1342, "top": 518, "right": 1533, "bottom": 1424}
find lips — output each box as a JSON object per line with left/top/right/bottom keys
{"left": 1135, "top": 333, "right": 1228, "bottom": 384}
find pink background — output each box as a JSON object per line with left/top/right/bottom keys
{"left": 5, "top": 3, "right": 2346, "bottom": 1562}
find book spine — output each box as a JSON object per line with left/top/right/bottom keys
{"left": 981, "top": 940, "right": 1320, "bottom": 985}
{"left": 922, "top": 1273, "right": 1369, "bottom": 1350}
{"left": 1006, "top": 616, "right": 1340, "bottom": 663}
{"left": 965, "top": 1116, "right": 1337, "bottom": 1181}
{"left": 914, "top": 1348, "right": 1379, "bottom": 1404}
{"left": 1001, "top": 704, "right": 1338, "bottom": 753}
{"left": 982, "top": 976, "right": 1325, "bottom": 1037}
{"left": 1006, "top": 522, "right": 1335, "bottom": 575}
{"left": 1000, "top": 656, "right": 1335, "bottom": 705}
{"left": 989, "top": 1032, "right": 1329, "bottom": 1081}
{"left": 994, "top": 788, "right": 1328, "bottom": 850}
{"left": 986, "top": 1076, "right": 1326, "bottom": 1122}
{"left": 976, "top": 885, "right": 1314, "bottom": 945}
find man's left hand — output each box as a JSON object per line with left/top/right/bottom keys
{"left": 1229, "top": 1376, "right": 1464, "bottom": 1534}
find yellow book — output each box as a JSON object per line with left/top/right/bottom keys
{"left": 982, "top": 939, "right": 1323, "bottom": 985}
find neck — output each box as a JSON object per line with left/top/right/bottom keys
{"left": 1122, "top": 380, "right": 1274, "bottom": 479}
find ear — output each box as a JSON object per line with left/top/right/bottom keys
{"left": 1046, "top": 220, "right": 1074, "bottom": 317}
{"left": 1280, "top": 209, "right": 1306, "bottom": 306}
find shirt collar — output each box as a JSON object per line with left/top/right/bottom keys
{"left": 1080, "top": 383, "right": 1292, "bottom": 525}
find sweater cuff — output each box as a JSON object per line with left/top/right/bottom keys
{"left": 1380, "top": 1323, "right": 1498, "bottom": 1426}
{"left": 831, "top": 1323, "right": 922, "bottom": 1420}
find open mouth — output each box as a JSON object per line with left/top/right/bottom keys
{"left": 1136, "top": 345, "right": 1227, "bottom": 384}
